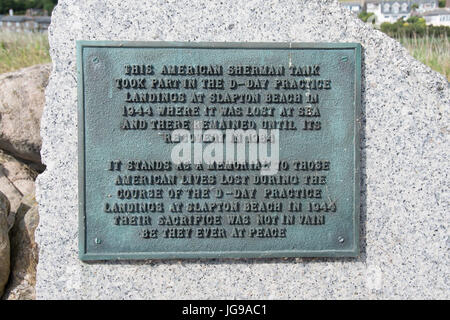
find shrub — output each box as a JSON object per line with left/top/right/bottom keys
{"left": 358, "top": 11, "right": 375, "bottom": 24}
{"left": 380, "top": 17, "right": 450, "bottom": 38}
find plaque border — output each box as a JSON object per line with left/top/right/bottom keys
{"left": 77, "top": 41, "right": 361, "bottom": 261}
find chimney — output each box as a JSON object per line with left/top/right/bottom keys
{"left": 9, "top": 9, "right": 13, "bottom": 16}
{"left": 360, "top": 0, "right": 367, "bottom": 12}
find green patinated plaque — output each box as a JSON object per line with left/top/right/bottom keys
{"left": 78, "top": 41, "right": 361, "bottom": 260}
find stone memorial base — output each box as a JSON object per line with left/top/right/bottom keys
{"left": 36, "top": 0, "right": 449, "bottom": 299}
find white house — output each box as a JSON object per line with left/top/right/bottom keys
{"left": 0, "top": 15, "right": 50, "bottom": 32}
{"left": 422, "top": 8, "right": 450, "bottom": 26}
{"left": 341, "top": 1, "right": 364, "bottom": 14}
{"left": 414, "top": 0, "right": 440, "bottom": 13}
{"left": 361, "top": 0, "right": 439, "bottom": 23}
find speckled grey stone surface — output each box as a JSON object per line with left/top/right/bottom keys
{"left": 36, "top": 0, "right": 449, "bottom": 299}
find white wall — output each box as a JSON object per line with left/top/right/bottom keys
{"left": 425, "top": 14, "right": 450, "bottom": 26}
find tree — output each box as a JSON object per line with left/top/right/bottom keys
{"left": 358, "top": 11, "right": 376, "bottom": 24}
{"left": 0, "top": 0, "right": 58, "bottom": 15}
{"left": 1, "top": 0, "right": 16, "bottom": 14}
{"left": 43, "top": 0, "right": 58, "bottom": 13}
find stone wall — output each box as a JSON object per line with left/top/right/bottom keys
{"left": 0, "top": 64, "right": 51, "bottom": 299}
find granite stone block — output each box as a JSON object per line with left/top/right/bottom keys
{"left": 36, "top": 0, "right": 449, "bottom": 299}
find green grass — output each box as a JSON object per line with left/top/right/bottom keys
{"left": 397, "top": 35, "right": 450, "bottom": 81}
{"left": 0, "top": 31, "right": 50, "bottom": 74}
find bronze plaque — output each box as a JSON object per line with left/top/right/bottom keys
{"left": 78, "top": 41, "right": 361, "bottom": 260}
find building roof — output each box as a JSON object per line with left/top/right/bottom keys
{"left": 421, "top": 8, "right": 450, "bottom": 15}
{"left": 33, "top": 17, "right": 51, "bottom": 23}
{"left": 0, "top": 15, "right": 51, "bottom": 24}
{"left": 1, "top": 16, "right": 33, "bottom": 22}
